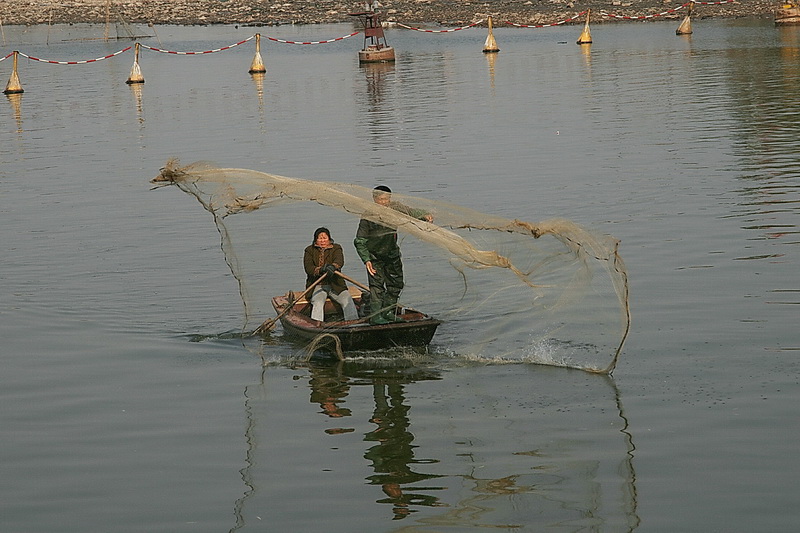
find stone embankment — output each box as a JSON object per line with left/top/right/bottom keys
{"left": 0, "top": 0, "right": 779, "bottom": 27}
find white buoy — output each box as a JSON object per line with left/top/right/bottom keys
{"left": 3, "top": 51, "right": 24, "bottom": 94}
{"left": 483, "top": 16, "right": 500, "bottom": 54}
{"left": 676, "top": 3, "right": 694, "bottom": 35}
{"left": 249, "top": 33, "right": 267, "bottom": 74}
{"left": 126, "top": 42, "right": 145, "bottom": 84}
{"left": 577, "top": 10, "right": 592, "bottom": 45}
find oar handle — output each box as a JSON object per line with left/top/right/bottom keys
{"left": 334, "top": 270, "right": 369, "bottom": 292}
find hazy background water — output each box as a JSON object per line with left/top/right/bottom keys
{"left": 1, "top": 18, "right": 798, "bottom": 532}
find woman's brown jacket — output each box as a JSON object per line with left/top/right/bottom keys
{"left": 303, "top": 243, "right": 348, "bottom": 294}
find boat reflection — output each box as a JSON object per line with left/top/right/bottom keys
{"left": 231, "top": 361, "right": 639, "bottom": 531}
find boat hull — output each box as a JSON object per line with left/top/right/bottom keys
{"left": 271, "top": 292, "right": 440, "bottom": 352}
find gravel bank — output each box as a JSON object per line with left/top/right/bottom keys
{"left": 0, "top": 0, "right": 779, "bottom": 27}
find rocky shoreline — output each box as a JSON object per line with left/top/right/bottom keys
{"left": 0, "top": 0, "right": 780, "bottom": 27}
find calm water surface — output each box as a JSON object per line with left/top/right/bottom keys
{"left": 1, "top": 19, "right": 798, "bottom": 532}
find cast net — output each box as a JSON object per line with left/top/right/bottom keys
{"left": 152, "top": 159, "right": 630, "bottom": 373}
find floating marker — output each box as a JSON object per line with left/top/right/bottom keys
{"left": 126, "top": 42, "right": 144, "bottom": 84}
{"left": 483, "top": 16, "right": 500, "bottom": 53}
{"left": 676, "top": 3, "right": 693, "bottom": 35}
{"left": 3, "top": 51, "right": 24, "bottom": 94}
{"left": 349, "top": 8, "right": 395, "bottom": 63}
{"left": 577, "top": 10, "right": 592, "bottom": 45}
{"left": 249, "top": 33, "right": 267, "bottom": 74}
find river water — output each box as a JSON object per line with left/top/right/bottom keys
{"left": 1, "top": 19, "right": 798, "bottom": 532}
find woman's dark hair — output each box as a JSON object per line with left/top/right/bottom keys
{"left": 313, "top": 227, "right": 332, "bottom": 243}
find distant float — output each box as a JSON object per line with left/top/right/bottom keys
{"left": 349, "top": 6, "right": 395, "bottom": 63}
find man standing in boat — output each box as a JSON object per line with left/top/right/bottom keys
{"left": 354, "top": 186, "right": 433, "bottom": 325}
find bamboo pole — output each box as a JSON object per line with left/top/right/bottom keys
{"left": 104, "top": 0, "right": 112, "bottom": 41}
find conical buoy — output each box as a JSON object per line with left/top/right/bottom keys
{"left": 483, "top": 16, "right": 500, "bottom": 54}
{"left": 249, "top": 33, "right": 267, "bottom": 74}
{"left": 576, "top": 10, "right": 592, "bottom": 45}
{"left": 3, "top": 51, "right": 24, "bottom": 94}
{"left": 126, "top": 42, "right": 145, "bottom": 85}
{"left": 676, "top": 3, "right": 693, "bottom": 35}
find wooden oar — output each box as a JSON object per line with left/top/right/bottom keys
{"left": 334, "top": 270, "right": 369, "bottom": 292}
{"left": 254, "top": 273, "right": 328, "bottom": 334}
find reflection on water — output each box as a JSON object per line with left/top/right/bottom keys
{"left": 309, "top": 363, "right": 446, "bottom": 519}
{"left": 3, "top": 20, "right": 799, "bottom": 532}
{"left": 129, "top": 82, "right": 143, "bottom": 125}
{"left": 6, "top": 92, "right": 23, "bottom": 133}
{"left": 361, "top": 368, "right": 445, "bottom": 519}
{"left": 358, "top": 61, "right": 397, "bottom": 152}
{"left": 250, "top": 72, "right": 265, "bottom": 123}
{"left": 231, "top": 363, "right": 639, "bottom": 531}
{"left": 485, "top": 51, "right": 497, "bottom": 92}
{"left": 722, "top": 26, "right": 799, "bottom": 308}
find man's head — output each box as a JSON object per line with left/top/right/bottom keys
{"left": 373, "top": 185, "right": 391, "bottom": 207}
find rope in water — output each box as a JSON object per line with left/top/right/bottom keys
{"left": 264, "top": 32, "right": 360, "bottom": 45}
{"left": 15, "top": 47, "right": 131, "bottom": 64}
{"left": 0, "top": 0, "right": 743, "bottom": 69}
{"left": 394, "top": 21, "right": 483, "bottom": 32}
{"left": 140, "top": 35, "right": 254, "bottom": 54}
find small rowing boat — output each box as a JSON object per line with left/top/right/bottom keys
{"left": 270, "top": 287, "right": 440, "bottom": 353}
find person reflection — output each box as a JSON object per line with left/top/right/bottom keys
{"left": 364, "top": 371, "right": 443, "bottom": 519}
{"left": 308, "top": 363, "right": 443, "bottom": 518}
{"left": 308, "top": 363, "right": 354, "bottom": 436}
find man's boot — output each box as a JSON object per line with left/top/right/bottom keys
{"left": 369, "top": 301, "right": 391, "bottom": 325}
{"left": 382, "top": 298, "right": 403, "bottom": 322}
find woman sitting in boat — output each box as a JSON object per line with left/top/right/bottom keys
{"left": 303, "top": 227, "right": 359, "bottom": 323}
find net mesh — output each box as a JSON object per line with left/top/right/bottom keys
{"left": 152, "top": 159, "right": 630, "bottom": 373}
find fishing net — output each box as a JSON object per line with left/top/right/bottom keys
{"left": 152, "top": 159, "right": 630, "bottom": 373}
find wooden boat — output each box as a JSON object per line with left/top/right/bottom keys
{"left": 776, "top": 2, "right": 800, "bottom": 24}
{"left": 271, "top": 287, "right": 440, "bottom": 352}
